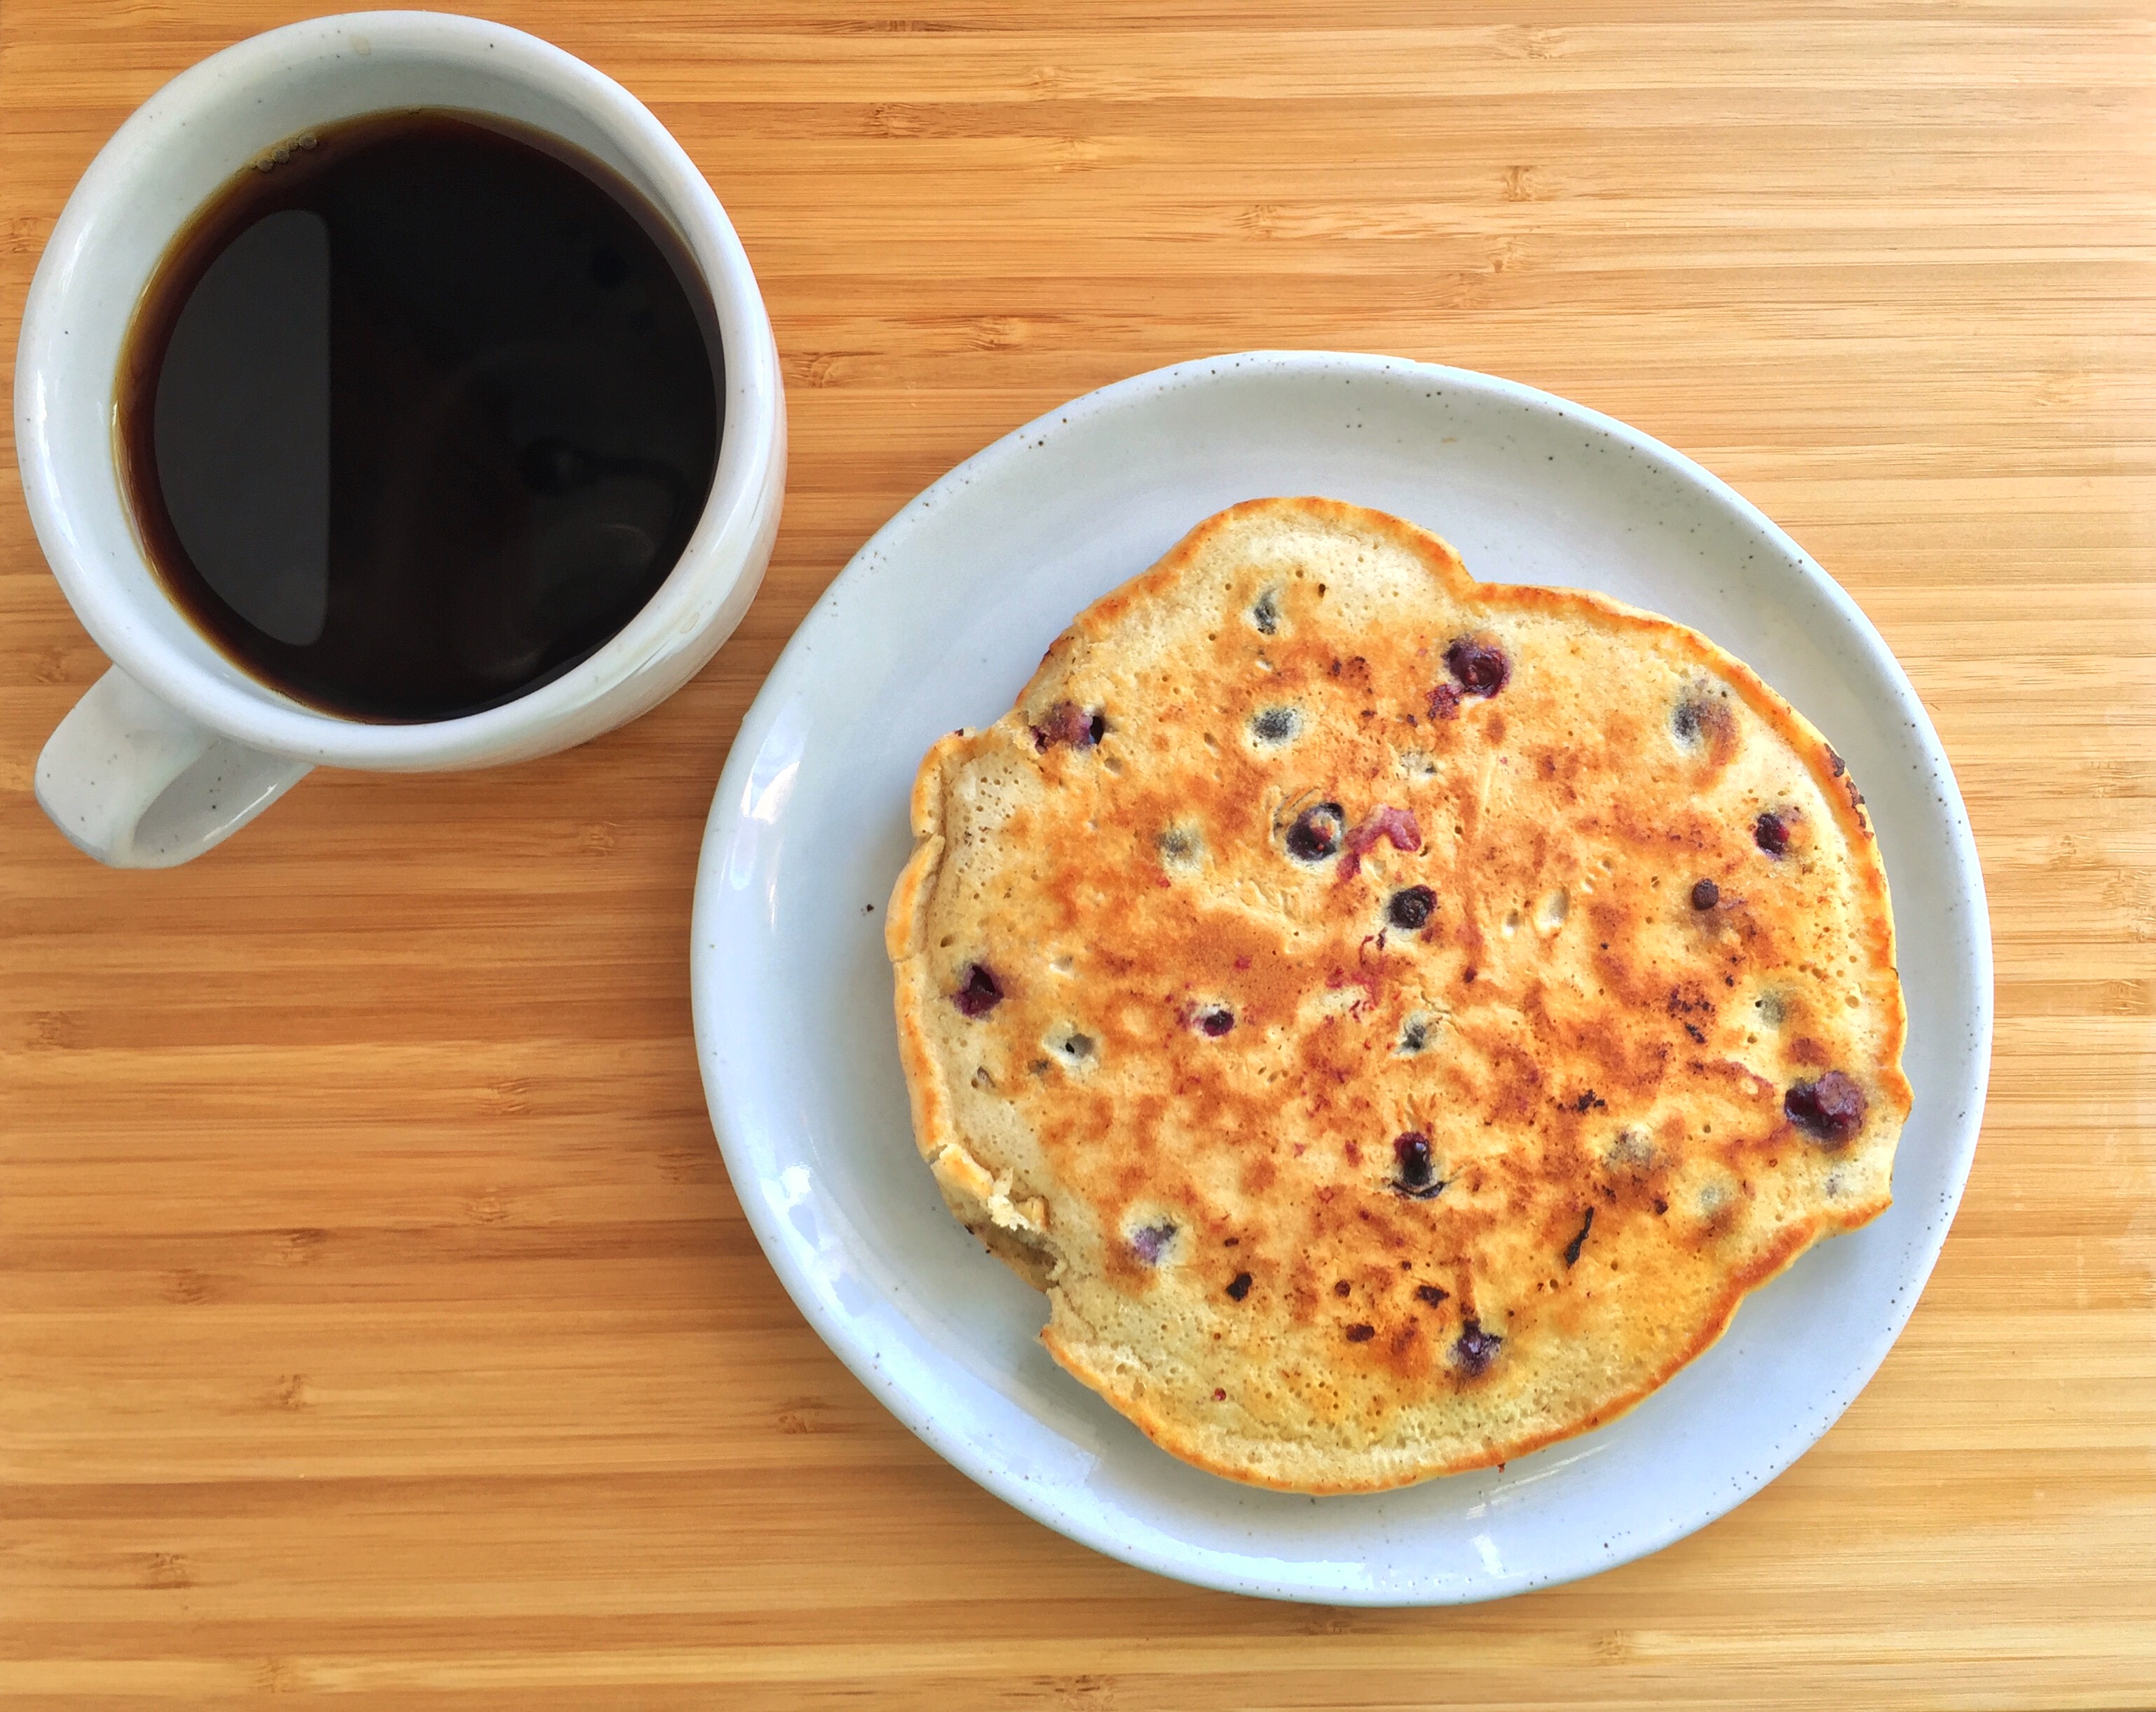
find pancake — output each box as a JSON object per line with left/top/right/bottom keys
{"left": 885, "top": 497, "right": 1910, "bottom": 1493}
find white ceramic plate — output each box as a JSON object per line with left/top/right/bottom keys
{"left": 690, "top": 352, "right": 1991, "bottom": 1604}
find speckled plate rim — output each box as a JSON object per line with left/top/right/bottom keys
{"left": 690, "top": 350, "right": 1993, "bottom": 1604}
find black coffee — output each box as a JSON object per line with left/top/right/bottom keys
{"left": 118, "top": 109, "right": 723, "bottom": 723}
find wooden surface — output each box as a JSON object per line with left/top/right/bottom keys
{"left": 4, "top": 3, "right": 2152, "bottom": 1706}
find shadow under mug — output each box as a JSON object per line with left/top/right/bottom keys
{"left": 15, "top": 10, "right": 786, "bottom": 868}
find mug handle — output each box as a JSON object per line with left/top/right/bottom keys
{"left": 35, "top": 666, "right": 314, "bottom": 868}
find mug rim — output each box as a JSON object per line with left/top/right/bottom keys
{"left": 13, "top": 9, "right": 782, "bottom": 769}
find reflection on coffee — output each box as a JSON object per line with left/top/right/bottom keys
{"left": 118, "top": 109, "right": 723, "bottom": 723}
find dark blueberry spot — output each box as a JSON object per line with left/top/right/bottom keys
{"left": 1452, "top": 1319, "right": 1503, "bottom": 1376}
{"left": 1673, "top": 692, "right": 1735, "bottom": 754}
{"left": 1333, "top": 1279, "right": 1352, "bottom": 1297}
{"left": 1414, "top": 1283, "right": 1449, "bottom": 1306}
{"left": 1387, "top": 885, "right": 1437, "bottom": 931}
{"left": 1754, "top": 811, "right": 1790, "bottom": 856}
{"left": 1785, "top": 1070, "right": 1867, "bottom": 1145}
{"left": 1252, "top": 591, "right": 1279, "bottom": 635}
{"left": 952, "top": 963, "right": 1002, "bottom": 1017}
{"left": 1159, "top": 828, "right": 1193, "bottom": 863}
{"left": 1570, "top": 1090, "right": 1606, "bottom": 1114}
{"left": 1691, "top": 877, "right": 1721, "bottom": 910}
{"left": 1398, "top": 1019, "right": 1429, "bottom": 1053}
{"left": 1226, "top": 1271, "right": 1253, "bottom": 1301}
{"left": 1462, "top": 966, "right": 1478, "bottom": 984}
{"left": 1344, "top": 1322, "right": 1377, "bottom": 1343}
{"left": 1060, "top": 1032, "right": 1095, "bottom": 1060}
{"left": 1031, "top": 701, "right": 1098, "bottom": 751}
{"left": 1427, "top": 683, "right": 1461, "bottom": 721}
{"left": 1196, "top": 1007, "right": 1235, "bottom": 1037}
{"left": 1250, "top": 706, "right": 1299, "bottom": 744}
{"left": 1285, "top": 802, "right": 1344, "bottom": 862}
{"left": 1129, "top": 1221, "right": 1178, "bottom": 1264}
{"left": 1562, "top": 1206, "right": 1595, "bottom": 1268}
{"left": 1391, "top": 1132, "right": 1445, "bottom": 1199}
{"left": 1445, "top": 636, "right": 1510, "bottom": 697}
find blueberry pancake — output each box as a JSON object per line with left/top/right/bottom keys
{"left": 885, "top": 497, "right": 1909, "bottom": 1493}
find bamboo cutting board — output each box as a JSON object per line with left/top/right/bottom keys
{"left": 4, "top": 3, "right": 2152, "bottom": 1706}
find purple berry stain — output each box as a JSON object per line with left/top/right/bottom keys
{"left": 952, "top": 963, "right": 1002, "bottom": 1017}
{"left": 1453, "top": 1319, "right": 1503, "bottom": 1376}
{"left": 1197, "top": 1007, "right": 1235, "bottom": 1037}
{"left": 1032, "top": 701, "right": 1100, "bottom": 751}
{"left": 1338, "top": 804, "right": 1422, "bottom": 881}
{"left": 1129, "top": 1220, "right": 1178, "bottom": 1264}
{"left": 1754, "top": 811, "right": 1791, "bottom": 856}
{"left": 1785, "top": 1069, "right": 1867, "bottom": 1145}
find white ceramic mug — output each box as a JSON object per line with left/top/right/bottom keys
{"left": 15, "top": 11, "right": 785, "bottom": 868}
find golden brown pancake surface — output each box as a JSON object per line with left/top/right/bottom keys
{"left": 886, "top": 498, "right": 1909, "bottom": 1493}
